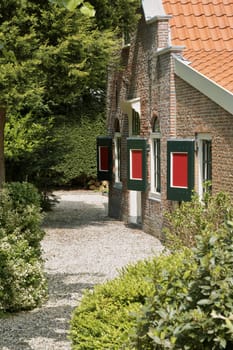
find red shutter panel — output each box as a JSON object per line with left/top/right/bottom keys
{"left": 127, "top": 138, "right": 147, "bottom": 191}
{"left": 96, "top": 136, "right": 112, "bottom": 181}
{"left": 167, "top": 139, "right": 195, "bottom": 201}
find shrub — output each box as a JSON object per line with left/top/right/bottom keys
{"left": 131, "top": 249, "right": 195, "bottom": 349}
{"left": 4, "top": 181, "right": 42, "bottom": 208}
{"left": 54, "top": 114, "right": 106, "bottom": 186}
{"left": 70, "top": 190, "right": 233, "bottom": 349}
{"left": 163, "top": 190, "right": 233, "bottom": 250}
{"left": 0, "top": 182, "right": 47, "bottom": 313}
{"left": 69, "top": 258, "right": 161, "bottom": 349}
{"left": 132, "top": 192, "right": 233, "bottom": 349}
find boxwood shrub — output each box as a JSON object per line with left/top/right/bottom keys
{"left": 69, "top": 252, "right": 193, "bottom": 350}
{"left": 0, "top": 182, "right": 47, "bottom": 313}
{"left": 70, "top": 258, "right": 160, "bottom": 349}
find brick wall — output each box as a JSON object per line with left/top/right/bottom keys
{"left": 175, "top": 76, "right": 233, "bottom": 197}
{"left": 107, "top": 11, "right": 233, "bottom": 238}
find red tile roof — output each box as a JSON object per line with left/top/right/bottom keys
{"left": 162, "top": 0, "right": 233, "bottom": 93}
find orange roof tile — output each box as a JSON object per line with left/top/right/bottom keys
{"left": 162, "top": 0, "right": 233, "bottom": 93}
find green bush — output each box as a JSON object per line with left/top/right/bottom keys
{"left": 69, "top": 258, "right": 160, "bottom": 349}
{"left": 132, "top": 192, "right": 233, "bottom": 349}
{"left": 164, "top": 190, "right": 233, "bottom": 250}
{"left": 4, "top": 181, "right": 42, "bottom": 208}
{"left": 70, "top": 190, "right": 233, "bottom": 349}
{"left": 54, "top": 114, "right": 106, "bottom": 186}
{"left": 134, "top": 222, "right": 233, "bottom": 349}
{"left": 0, "top": 182, "right": 47, "bottom": 313}
{"left": 130, "top": 249, "right": 195, "bottom": 349}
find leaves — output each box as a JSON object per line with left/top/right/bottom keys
{"left": 0, "top": 182, "right": 47, "bottom": 312}
{"left": 49, "top": 0, "right": 95, "bottom": 16}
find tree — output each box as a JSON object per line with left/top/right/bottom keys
{"left": 1, "top": 0, "right": 141, "bottom": 189}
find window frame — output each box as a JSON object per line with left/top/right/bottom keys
{"left": 114, "top": 131, "right": 122, "bottom": 186}
{"left": 150, "top": 129, "right": 161, "bottom": 200}
{"left": 132, "top": 109, "right": 140, "bottom": 136}
{"left": 197, "top": 134, "right": 212, "bottom": 198}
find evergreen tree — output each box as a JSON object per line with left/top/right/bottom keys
{"left": 1, "top": 0, "right": 140, "bottom": 189}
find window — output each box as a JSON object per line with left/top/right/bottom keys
{"left": 197, "top": 135, "right": 212, "bottom": 197}
{"left": 150, "top": 117, "right": 161, "bottom": 197}
{"left": 202, "top": 140, "right": 212, "bottom": 184}
{"left": 114, "top": 119, "right": 121, "bottom": 184}
{"left": 132, "top": 109, "right": 140, "bottom": 135}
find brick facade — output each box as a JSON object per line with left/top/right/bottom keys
{"left": 106, "top": 10, "right": 233, "bottom": 238}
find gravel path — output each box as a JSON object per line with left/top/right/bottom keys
{"left": 0, "top": 190, "right": 163, "bottom": 350}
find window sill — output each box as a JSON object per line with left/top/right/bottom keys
{"left": 149, "top": 192, "right": 161, "bottom": 202}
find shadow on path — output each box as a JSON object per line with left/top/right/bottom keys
{"left": 42, "top": 194, "right": 109, "bottom": 229}
{"left": 0, "top": 192, "right": 109, "bottom": 350}
{"left": 0, "top": 272, "right": 105, "bottom": 350}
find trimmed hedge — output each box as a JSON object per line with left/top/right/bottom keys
{"left": 69, "top": 258, "right": 160, "bottom": 349}
{"left": 69, "top": 253, "right": 193, "bottom": 350}
{"left": 54, "top": 114, "right": 106, "bottom": 186}
{"left": 0, "top": 182, "right": 47, "bottom": 313}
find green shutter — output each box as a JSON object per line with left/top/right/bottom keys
{"left": 127, "top": 138, "right": 147, "bottom": 191}
{"left": 167, "top": 139, "right": 195, "bottom": 201}
{"left": 96, "top": 136, "right": 112, "bottom": 181}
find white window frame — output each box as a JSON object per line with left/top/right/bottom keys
{"left": 150, "top": 132, "right": 161, "bottom": 200}
{"left": 197, "top": 134, "right": 212, "bottom": 199}
{"left": 114, "top": 132, "right": 122, "bottom": 187}
{"left": 120, "top": 98, "right": 140, "bottom": 137}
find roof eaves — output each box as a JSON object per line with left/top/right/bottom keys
{"left": 147, "top": 15, "right": 172, "bottom": 24}
{"left": 157, "top": 46, "right": 185, "bottom": 55}
{"left": 174, "top": 55, "right": 233, "bottom": 115}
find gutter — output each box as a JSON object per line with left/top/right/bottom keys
{"left": 174, "top": 55, "right": 233, "bottom": 115}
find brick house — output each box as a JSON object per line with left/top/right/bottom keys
{"left": 97, "top": 0, "right": 233, "bottom": 238}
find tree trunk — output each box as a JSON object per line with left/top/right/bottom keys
{"left": 0, "top": 108, "right": 6, "bottom": 188}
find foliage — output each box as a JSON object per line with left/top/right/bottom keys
{"left": 1, "top": 0, "right": 120, "bottom": 188}
{"left": 130, "top": 249, "right": 194, "bottom": 349}
{"left": 54, "top": 113, "right": 106, "bottom": 186}
{"left": 132, "top": 192, "right": 233, "bottom": 349}
{"left": 1, "top": 0, "right": 142, "bottom": 189}
{"left": 0, "top": 182, "right": 47, "bottom": 313}
{"left": 163, "top": 189, "right": 233, "bottom": 250}
{"left": 49, "top": 0, "right": 96, "bottom": 16}
{"left": 4, "top": 181, "right": 42, "bottom": 208}
{"left": 69, "top": 258, "right": 160, "bottom": 349}
{"left": 70, "top": 190, "right": 233, "bottom": 349}
{"left": 89, "top": 0, "right": 141, "bottom": 32}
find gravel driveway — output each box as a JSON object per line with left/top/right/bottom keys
{"left": 0, "top": 190, "right": 163, "bottom": 350}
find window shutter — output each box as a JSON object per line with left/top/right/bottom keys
{"left": 167, "top": 139, "right": 195, "bottom": 201}
{"left": 96, "top": 136, "right": 112, "bottom": 181}
{"left": 127, "top": 138, "right": 147, "bottom": 191}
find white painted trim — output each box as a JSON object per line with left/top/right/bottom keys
{"left": 129, "top": 190, "right": 142, "bottom": 225}
{"left": 157, "top": 46, "right": 185, "bottom": 56}
{"left": 114, "top": 132, "right": 122, "bottom": 185}
{"left": 142, "top": 0, "right": 166, "bottom": 21}
{"left": 150, "top": 133, "right": 161, "bottom": 197}
{"left": 120, "top": 98, "right": 141, "bottom": 136}
{"left": 196, "top": 134, "right": 212, "bottom": 198}
{"left": 146, "top": 15, "right": 172, "bottom": 24}
{"left": 120, "top": 98, "right": 140, "bottom": 114}
{"left": 174, "top": 56, "right": 233, "bottom": 115}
